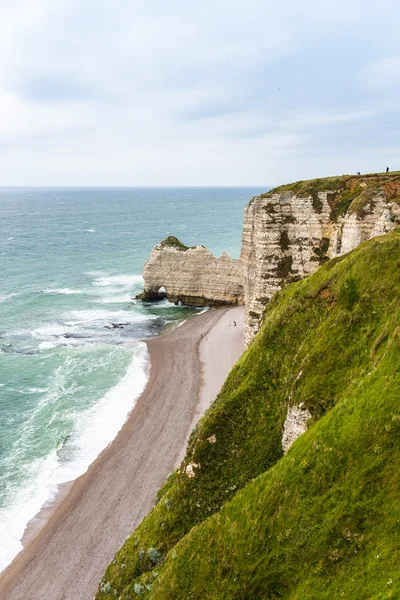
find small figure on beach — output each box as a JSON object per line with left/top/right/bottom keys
{"left": 233, "top": 321, "right": 236, "bottom": 327}
{"left": 387, "top": 166, "right": 390, "bottom": 173}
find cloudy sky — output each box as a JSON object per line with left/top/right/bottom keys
{"left": 0, "top": 0, "right": 399, "bottom": 186}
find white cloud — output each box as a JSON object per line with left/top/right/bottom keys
{"left": 0, "top": 0, "right": 399, "bottom": 185}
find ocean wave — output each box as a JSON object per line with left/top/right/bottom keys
{"left": 55, "top": 343, "right": 148, "bottom": 480}
{"left": 95, "top": 293, "right": 134, "bottom": 304}
{"left": 8, "top": 387, "right": 49, "bottom": 395}
{"left": 85, "top": 270, "right": 109, "bottom": 277}
{"left": 32, "top": 325, "right": 89, "bottom": 350}
{"left": 0, "top": 293, "right": 17, "bottom": 304}
{"left": 38, "top": 342, "right": 57, "bottom": 350}
{"left": 145, "top": 298, "right": 174, "bottom": 309}
{"left": 64, "top": 309, "right": 152, "bottom": 326}
{"left": 0, "top": 344, "right": 149, "bottom": 572}
{"left": 92, "top": 274, "right": 143, "bottom": 288}
{"left": 41, "top": 288, "right": 83, "bottom": 295}
{"left": 32, "top": 324, "right": 68, "bottom": 338}
{"left": 0, "top": 451, "right": 60, "bottom": 573}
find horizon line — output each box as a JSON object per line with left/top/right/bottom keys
{"left": 0, "top": 184, "right": 271, "bottom": 189}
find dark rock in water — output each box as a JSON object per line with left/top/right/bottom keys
{"left": 105, "top": 322, "right": 131, "bottom": 329}
{"left": 136, "top": 290, "right": 167, "bottom": 302}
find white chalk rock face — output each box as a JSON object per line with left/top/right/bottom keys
{"left": 138, "top": 237, "right": 244, "bottom": 307}
{"left": 282, "top": 404, "right": 312, "bottom": 453}
{"left": 241, "top": 181, "right": 400, "bottom": 345}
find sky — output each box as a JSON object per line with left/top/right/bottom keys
{"left": 0, "top": 0, "right": 399, "bottom": 187}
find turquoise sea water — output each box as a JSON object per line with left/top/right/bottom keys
{"left": 0, "top": 186, "right": 264, "bottom": 570}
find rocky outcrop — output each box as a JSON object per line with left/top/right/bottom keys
{"left": 137, "top": 236, "right": 244, "bottom": 307}
{"left": 241, "top": 174, "right": 400, "bottom": 344}
{"left": 281, "top": 404, "right": 312, "bottom": 454}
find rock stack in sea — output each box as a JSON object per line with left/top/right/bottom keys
{"left": 137, "top": 236, "right": 244, "bottom": 307}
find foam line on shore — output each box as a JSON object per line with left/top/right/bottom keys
{"left": 0, "top": 343, "right": 149, "bottom": 573}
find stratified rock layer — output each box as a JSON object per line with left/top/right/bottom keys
{"left": 241, "top": 174, "right": 400, "bottom": 344}
{"left": 138, "top": 237, "right": 244, "bottom": 307}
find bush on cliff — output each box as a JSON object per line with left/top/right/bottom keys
{"left": 97, "top": 229, "right": 400, "bottom": 599}
{"left": 159, "top": 236, "right": 189, "bottom": 251}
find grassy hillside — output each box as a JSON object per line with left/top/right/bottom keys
{"left": 97, "top": 230, "right": 400, "bottom": 599}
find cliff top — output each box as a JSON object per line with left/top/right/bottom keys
{"left": 270, "top": 170, "right": 400, "bottom": 196}
{"left": 251, "top": 171, "right": 400, "bottom": 220}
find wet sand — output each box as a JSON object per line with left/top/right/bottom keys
{"left": 0, "top": 306, "right": 244, "bottom": 600}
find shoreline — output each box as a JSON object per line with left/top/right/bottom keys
{"left": 17, "top": 309, "right": 202, "bottom": 552}
{"left": 0, "top": 305, "right": 244, "bottom": 600}
{"left": 18, "top": 350, "right": 152, "bottom": 555}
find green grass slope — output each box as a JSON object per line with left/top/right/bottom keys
{"left": 97, "top": 230, "right": 400, "bottom": 599}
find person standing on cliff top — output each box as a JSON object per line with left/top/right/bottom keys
{"left": 387, "top": 166, "right": 389, "bottom": 173}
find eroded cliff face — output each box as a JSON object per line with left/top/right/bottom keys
{"left": 138, "top": 175, "right": 400, "bottom": 345}
{"left": 242, "top": 174, "right": 400, "bottom": 344}
{"left": 138, "top": 236, "right": 244, "bottom": 307}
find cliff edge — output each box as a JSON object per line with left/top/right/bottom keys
{"left": 242, "top": 172, "right": 400, "bottom": 343}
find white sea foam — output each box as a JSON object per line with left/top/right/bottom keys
{"left": 0, "top": 343, "right": 149, "bottom": 573}
{"left": 65, "top": 309, "right": 152, "bottom": 325}
{"left": 0, "top": 451, "right": 60, "bottom": 573}
{"left": 95, "top": 293, "right": 133, "bottom": 304}
{"left": 53, "top": 344, "right": 148, "bottom": 482}
{"left": 92, "top": 274, "right": 143, "bottom": 288}
{"left": 32, "top": 324, "right": 68, "bottom": 338}
{"left": 42, "top": 288, "right": 83, "bottom": 295}
{"left": 85, "top": 229, "right": 96, "bottom": 233}
{"left": 0, "top": 293, "right": 17, "bottom": 304}
{"left": 38, "top": 342, "right": 57, "bottom": 350}
{"left": 85, "top": 270, "right": 109, "bottom": 277}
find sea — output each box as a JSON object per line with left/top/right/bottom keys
{"left": 0, "top": 186, "right": 264, "bottom": 571}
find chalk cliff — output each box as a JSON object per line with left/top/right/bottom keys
{"left": 137, "top": 236, "right": 244, "bottom": 307}
{"left": 242, "top": 173, "right": 400, "bottom": 344}
{"left": 138, "top": 174, "right": 400, "bottom": 345}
